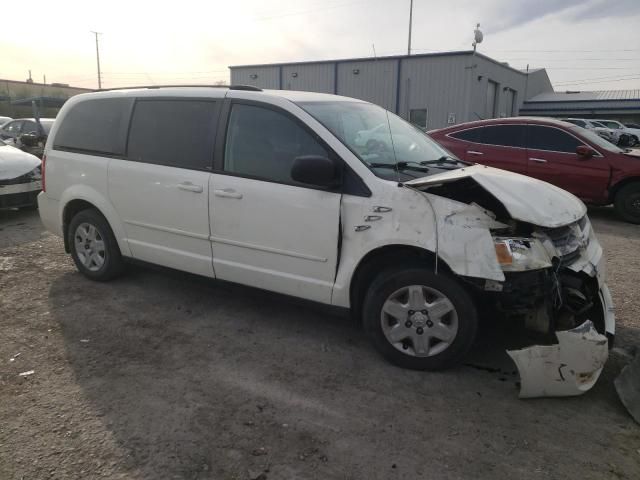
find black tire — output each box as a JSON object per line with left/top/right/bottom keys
{"left": 68, "top": 208, "right": 125, "bottom": 281}
{"left": 362, "top": 267, "right": 478, "bottom": 370}
{"left": 614, "top": 182, "right": 640, "bottom": 224}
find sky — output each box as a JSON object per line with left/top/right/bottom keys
{"left": 2, "top": 0, "right": 639, "bottom": 91}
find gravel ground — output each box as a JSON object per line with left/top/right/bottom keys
{"left": 0, "top": 207, "right": 639, "bottom": 480}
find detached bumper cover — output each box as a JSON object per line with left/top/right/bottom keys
{"left": 508, "top": 321, "right": 608, "bottom": 398}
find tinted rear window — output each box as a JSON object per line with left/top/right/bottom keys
{"left": 450, "top": 127, "right": 482, "bottom": 143}
{"left": 527, "top": 125, "right": 582, "bottom": 153}
{"left": 54, "top": 98, "right": 133, "bottom": 155}
{"left": 127, "top": 100, "right": 218, "bottom": 170}
{"left": 482, "top": 125, "right": 526, "bottom": 148}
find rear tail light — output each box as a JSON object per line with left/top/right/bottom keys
{"left": 41, "top": 154, "right": 46, "bottom": 192}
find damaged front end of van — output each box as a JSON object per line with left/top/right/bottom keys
{"left": 407, "top": 165, "right": 615, "bottom": 398}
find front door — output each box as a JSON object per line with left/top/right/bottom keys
{"left": 469, "top": 124, "right": 528, "bottom": 174}
{"left": 109, "top": 98, "right": 220, "bottom": 277}
{"left": 525, "top": 124, "right": 610, "bottom": 202}
{"left": 209, "top": 101, "right": 341, "bottom": 303}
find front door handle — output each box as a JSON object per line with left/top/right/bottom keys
{"left": 467, "top": 150, "right": 484, "bottom": 156}
{"left": 214, "top": 188, "right": 243, "bottom": 199}
{"left": 529, "top": 157, "right": 547, "bottom": 163}
{"left": 178, "top": 181, "right": 204, "bottom": 193}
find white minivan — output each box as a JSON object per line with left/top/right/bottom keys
{"left": 38, "top": 86, "right": 615, "bottom": 371}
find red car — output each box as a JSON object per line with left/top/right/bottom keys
{"left": 429, "top": 117, "right": 640, "bottom": 223}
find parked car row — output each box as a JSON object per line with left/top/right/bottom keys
{"left": 429, "top": 117, "right": 640, "bottom": 223}
{"left": 0, "top": 138, "right": 42, "bottom": 209}
{"left": 563, "top": 118, "right": 640, "bottom": 147}
{"left": 0, "top": 117, "right": 55, "bottom": 158}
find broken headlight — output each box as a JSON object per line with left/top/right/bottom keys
{"left": 493, "top": 237, "right": 552, "bottom": 272}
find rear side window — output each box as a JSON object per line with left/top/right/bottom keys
{"left": 482, "top": 125, "right": 526, "bottom": 148}
{"left": 127, "top": 100, "right": 218, "bottom": 170}
{"left": 527, "top": 126, "right": 582, "bottom": 153}
{"left": 54, "top": 98, "right": 133, "bottom": 155}
{"left": 224, "top": 103, "right": 328, "bottom": 184}
{"left": 450, "top": 127, "right": 482, "bottom": 143}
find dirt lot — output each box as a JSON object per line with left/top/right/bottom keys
{"left": 1, "top": 207, "right": 639, "bottom": 480}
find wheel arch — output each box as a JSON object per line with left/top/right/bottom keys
{"left": 608, "top": 176, "right": 640, "bottom": 203}
{"left": 348, "top": 244, "right": 453, "bottom": 323}
{"left": 60, "top": 186, "right": 130, "bottom": 256}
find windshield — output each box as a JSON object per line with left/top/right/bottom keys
{"left": 569, "top": 125, "right": 624, "bottom": 153}
{"left": 298, "top": 101, "right": 467, "bottom": 180}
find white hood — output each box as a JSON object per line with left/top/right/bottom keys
{"left": 0, "top": 144, "right": 41, "bottom": 180}
{"left": 406, "top": 165, "right": 586, "bottom": 228}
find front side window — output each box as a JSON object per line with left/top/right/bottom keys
{"left": 298, "top": 101, "right": 466, "bottom": 181}
{"left": 21, "top": 121, "right": 38, "bottom": 134}
{"left": 224, "top": 103, "right": 328, "bottom": 183}
{"left": 527, "top": 126, "right": 582, "bottom": 153}
{"left": 128, "top": 100, "right": 218, "bottom": 170}
{"left": 54, "top": 98, "right": 133, "bottom": 155}
{"left": 482, "top": 125, "right": 526, "bottom": 148}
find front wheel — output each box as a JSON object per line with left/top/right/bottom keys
{"left": 614, "top": 183, "right": 640, "bottom": 224}
{"left": 362, "top": 267, "right": 478, "bottom": 370}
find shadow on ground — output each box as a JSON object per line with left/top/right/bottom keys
{"left": 48, "top": 264, "right": 640, "bottom": 479}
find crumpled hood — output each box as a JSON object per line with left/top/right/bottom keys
{"left": 406, "top": 164, "right": 586, "bottom": 228}
{"left": 0, "top": 144, "right": 40, "bottom": 179}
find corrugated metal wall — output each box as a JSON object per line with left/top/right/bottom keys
{"left": 229, "top": 53, "right": 552, "bottom": 129}
{"left": 281, "top": 63, "right": 335, "bottom": 92}
{"left": 231, "top": 66, "right": 280, "bottom": 89}
{"left": 398, "top": 55, "right": 473, "bottom": 129}
{"left": 335, "top": 59, "right": 398, "bottom": 112}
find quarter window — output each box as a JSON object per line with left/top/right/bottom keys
{"left": 450, "top": 127, "right": 482, "bottom": 143}
{"left": 527, "top": 126, "right": 582, "bottom": 153}
{"left": 224, "top": 103, "right": 328, "bottom": 184}
{"left": 54, "top": 98, "right": 133, "bottom": 155}
{"left": 127, "top": 100, "right": 218, "bottom": 170}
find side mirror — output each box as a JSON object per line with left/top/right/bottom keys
{"left": 291, "top": 155, "right": 338, "bottom": 187}
{"left": 576, "top": 145, "right": 595, "bottom": 159}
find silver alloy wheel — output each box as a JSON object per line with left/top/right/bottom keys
{"left": 74, "top": 222, "right": 106, "bottom": 272}
{"left": 380, "top": 285, "right": 459, "bottom": 357}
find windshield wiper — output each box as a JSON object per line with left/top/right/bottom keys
{"left": 367, "top": 161, "right": 430, "bottom": 172}
{"left": 419, "top": 155, "right": 470, "bottom": 166}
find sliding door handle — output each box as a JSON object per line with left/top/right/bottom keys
{"left": 178, "top": 181, "right": 203, "bottom": 193}
{"left": 214, "top": 188, "right": 243, "bottom": 199}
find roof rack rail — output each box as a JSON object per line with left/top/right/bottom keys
{"left": 98, "top": 84, "right": 262, "bottom": 92}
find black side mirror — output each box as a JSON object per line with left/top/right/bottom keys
{"left": 291, "top": 155, "right": 339, "bottom": 187}
{"left": 576, "top": 145, "right": 595, "bottom": 159}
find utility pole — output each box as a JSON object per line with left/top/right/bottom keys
{"left": 91, "top": 31, "right": 102, "bottom": 89}
{"left": 407, "top": 0, "right": 413, "bottom": 55}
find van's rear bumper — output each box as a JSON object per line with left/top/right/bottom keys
{"left": 37, "top": 192, "right": 63, "bottom": 237}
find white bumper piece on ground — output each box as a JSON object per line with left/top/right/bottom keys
{"left": 507, "top": 320, "right": 609, "bottom": 399}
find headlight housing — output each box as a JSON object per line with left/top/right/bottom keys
{"left": 493, "top": 237, "right": 552, "bottom": 272}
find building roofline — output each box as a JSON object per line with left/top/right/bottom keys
{"left": 0, "top": 78, "right": 93, "bottom": 91}
{"left": 229, "top": 50, "right": 534, "bottom": 77}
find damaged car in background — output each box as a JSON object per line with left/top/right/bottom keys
{"left": 0, "top": 138, "right": 42, "bottom": 209}
{"left": 38, "top": 88, "right": 614, "bottom": 399}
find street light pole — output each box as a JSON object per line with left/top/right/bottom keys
{"left": 91, "top": 31, "right": 102, "bottom": 89}
{"left": 407, "top": 0, "right": 413, "bottom": 56}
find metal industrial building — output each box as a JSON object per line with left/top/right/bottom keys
{"left": 520, "top": 90, "right": 640, "bottom": 124}
{"left": 230, "top": 50, "right": 553, "bottom": 130}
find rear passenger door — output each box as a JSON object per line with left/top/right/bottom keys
{"left": 109, "top": 98, "right": 220, "bottom": 278}
{"left": 452, "top": 124, "right": 528, "bottom": 174}
{"left": 525, "top": 124, "right": 609, "bottom": 200}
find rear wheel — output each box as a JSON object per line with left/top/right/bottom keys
{"left": 68, "top": 208, "right": 125, "bottom": 281}
{"left": 362, "top": 267, "right": 478, "bottom": 370}
{"left": 614, "top": 183, "right": 640, "bottom": 224}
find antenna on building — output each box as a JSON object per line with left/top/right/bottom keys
{"left": 472, "top": 23, "right": 483, "bottom": 52}
{"left": 27, "top": 70, "right": 33, "bottom": 83}
{"left": 372, "top": 43, "right": 377, "bottom": 59}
